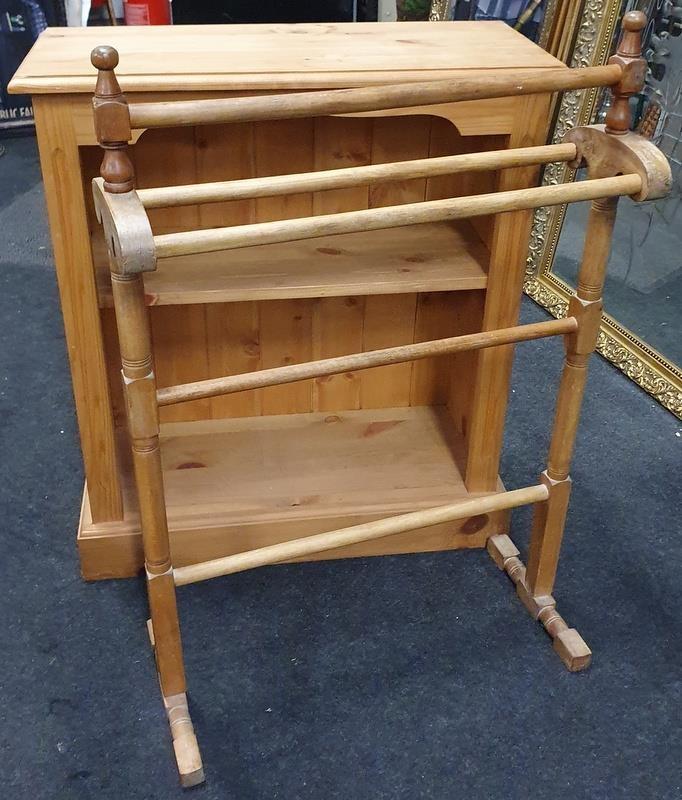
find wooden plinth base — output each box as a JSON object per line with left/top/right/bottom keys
{"left": 487, "top": 534, "right": 591, "bottom": 671}
{"left": 78, "top": 407, "right": 510, "bottom": 580}
{"left": 147, "top": 620, "right": 205, "bottom": 788}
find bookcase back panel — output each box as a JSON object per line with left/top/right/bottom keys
{"left": 89, "top": 114, "right": 500, "bottom": 426}
{"left": 102, "top": 290, "right": 484, "bottom": 425}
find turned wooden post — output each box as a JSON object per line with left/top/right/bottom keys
{"left": 91, "top": 45, "right": 135, "bottom": 192}
{"left": 92, "top": 46, "right": 186, "bottom": 699}
{"left": 604, "top": 11, "right": 648, "bottom": 135}
{"left": 525, "top": 13, "right": 647, "bottom": 598}
{"left": 488, "top": 535, "right": 591, "bottom": 671}
{"left": 110, "top": 270, "right": 187, "bottom": 698}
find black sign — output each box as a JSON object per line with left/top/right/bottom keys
{"left": 1, "top": 0, "right": 64, "bottom": 132}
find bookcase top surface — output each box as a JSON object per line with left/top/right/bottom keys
{"left": 10, "top": 21, "right": 564, "bottom": 95}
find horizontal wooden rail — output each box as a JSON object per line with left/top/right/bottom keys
{"left": 157, "top": 317, "right": 577, "bottom": 407}
{"left": 154, "top": 173, "right": 641, "bottom": 258}
{"left": 129, "top": 64, "right": 622, "bottom": 129}
{"left": 173, "top": 484, "right": 549, "bottom": 586}
{"left": 137, "top": 143, "right": 578, "bottom": 209}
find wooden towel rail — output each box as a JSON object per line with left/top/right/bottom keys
{"left": 157, "top": 317, "right": 577, "bottom": 407}
{"left": 87, "top": 11, "right": 673, "bottom": 788}
{"left": 174, "top": 485, "right": 549, "bottom": 586}
{"left": 152, "top": 174, "right": 641, "bottom": 258}
{"left": 126, "top": 63, "right": 622, "bottom": 129}
{"left": 136, "top": 143, "right": 578, "bottom": 209}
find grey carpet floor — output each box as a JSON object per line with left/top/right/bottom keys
{"left": 1, "top": 135, "right": 680, "bottom": 800}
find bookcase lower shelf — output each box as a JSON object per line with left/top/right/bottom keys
{"left": 77, "top": 405, "right": 509, "bottom": 580}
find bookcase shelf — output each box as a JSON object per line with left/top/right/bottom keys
{"left": 77, "top": 405, "right": 507, "bottom": 578}
{"left": 95, "top": 219, "right": 488, "bottom": 307}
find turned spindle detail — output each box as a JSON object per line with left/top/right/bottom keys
{"left": 487, "top": 535, "right": 591, "bottom": 672}
{"left": 91, "top": 45, "right": 134, "bottom": 192}
{"left": 575, "top": 196, "right": 618, "bottom": 302}
{"left": 110, "top": 271, "right": 187, "bottom": 702}
{"left": 525, "top": 189, "right": 617, "bottom": 601}
{"left": 605, "top": 11, "right": 647, "bottom": 135}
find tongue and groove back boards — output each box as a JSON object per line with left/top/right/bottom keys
{"left": 88, "top": 114, "right": 507, "bottom": 426}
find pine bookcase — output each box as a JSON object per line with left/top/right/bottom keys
{"left": 10, "top": 22, "right": 564, "bottom": 580}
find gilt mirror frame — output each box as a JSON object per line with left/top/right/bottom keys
{"left": 430, "top": 0, "right": 681, "bottom": 417}
{"left": 524, "top": 0, "right": 682, "bottom": 418}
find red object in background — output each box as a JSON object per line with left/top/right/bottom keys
{"left": 124, "top": 0, "right": 171, "bottom": 24}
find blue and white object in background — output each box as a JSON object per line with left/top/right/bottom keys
{"left": 475, "top": 0, "right": 542, "bottom": 22}
{"left": 0, "top": 0, "right": 62, "bottom": 133}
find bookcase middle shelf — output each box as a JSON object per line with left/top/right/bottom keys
{"left": 94, "top": 219, "right": 489, "bottom": 307}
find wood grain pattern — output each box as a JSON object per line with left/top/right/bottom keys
{"left": 309, "top": 116, "right": 371, "bottom": 413}
{"left": 312, "top": 297, "right": 365, "bottom": 412}
{"left": 254, "top": 118, "right": 314, "bottom": 222}
{"left": 95, "top": 220, "right": 490, "bottom": 306}
{"left": 487, "top": 534, "right": 591, "bottom": 672}
{"left": 526, "top": 195, "right": 620, "bottom": 598}
{"left": 134, "top": 127, "right": 199, "bottom": 234}
{"left": 605, "top": 12, "right": 647, "bottom": 135}
{"left": 27, "top": 21, "right": 601, "bottom": 587}
{"left": 78, "top": 406, "right": 512, "bottom": 578}
{"left": 26, "top": 23, "right": 664, "bottom": 789}
{"left": 445, "top": 290, "right": 485, "bottom": 443}
{"left": 426, "top": 116, "right": 468, "bottom": 201}
{"left": 108, "top": 114, "right": 518, "bottom": 423}
{"left": 137, "top": 142, "right": 576, "bottom": 208}
{"left": 369, "top": 116, "right": 431, "bottom": 208}
{"left": 109, "top": 271, "right": 186, "bottom": 697}
{"left": 205, "top": 302, "right": 262, "bottom": 419}
{"left": 151, "top": 305, "right": 210, "bottom": 423}
{"left": 153, "top": 174, "right": 639, "bottom": 258}
{"left": 424, "top": 118, "right": 504, "bottom": 246}
{"left": 33, "top": 96, "right": 123, "bottom": 522}
{"left": 100, "top": 308, "right": 126, "bottom": 428}
{"left": 195, "top": 122, "right": 256, "bottom": 229}
{"left": 9, "top": 22, "right": 565, "bottom": 95}
{"left": 410, "top": 292, "right": 459, "bottom": 406}
{"left": 360, "top": 294, "right": 417, "bottom": 409}
{"left": 465, "top": 93, "right": 553, "bottom": 492}
{"left": 260, "top": 299, "right": 314, "bottom": 415}
{"left": 312, "top": 115, "right": 372, "bottom": 215}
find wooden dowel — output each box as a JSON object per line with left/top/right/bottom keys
{"left": 174, "top": 485, "right": 549, "bottom": 586}
{"left": 128, "top": 64, "right": 622, "bottom": 129}
{"left": 153, "top": 174, "right": 641, "bottom": 259}
{"left": 157, "top": 317, "right": 576, "bottom": 407}
{"left": 137, "top": 143, "right": 577, "bottom": 209}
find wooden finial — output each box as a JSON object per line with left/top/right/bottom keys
{"left": 605, "top": 11, "right": 648, "bottom": 135}
{"left": 91, "top": 45, "right": 134, "bottom": 193}
{"left": 92, "top": 45, "right": 121, "bottom": 96}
